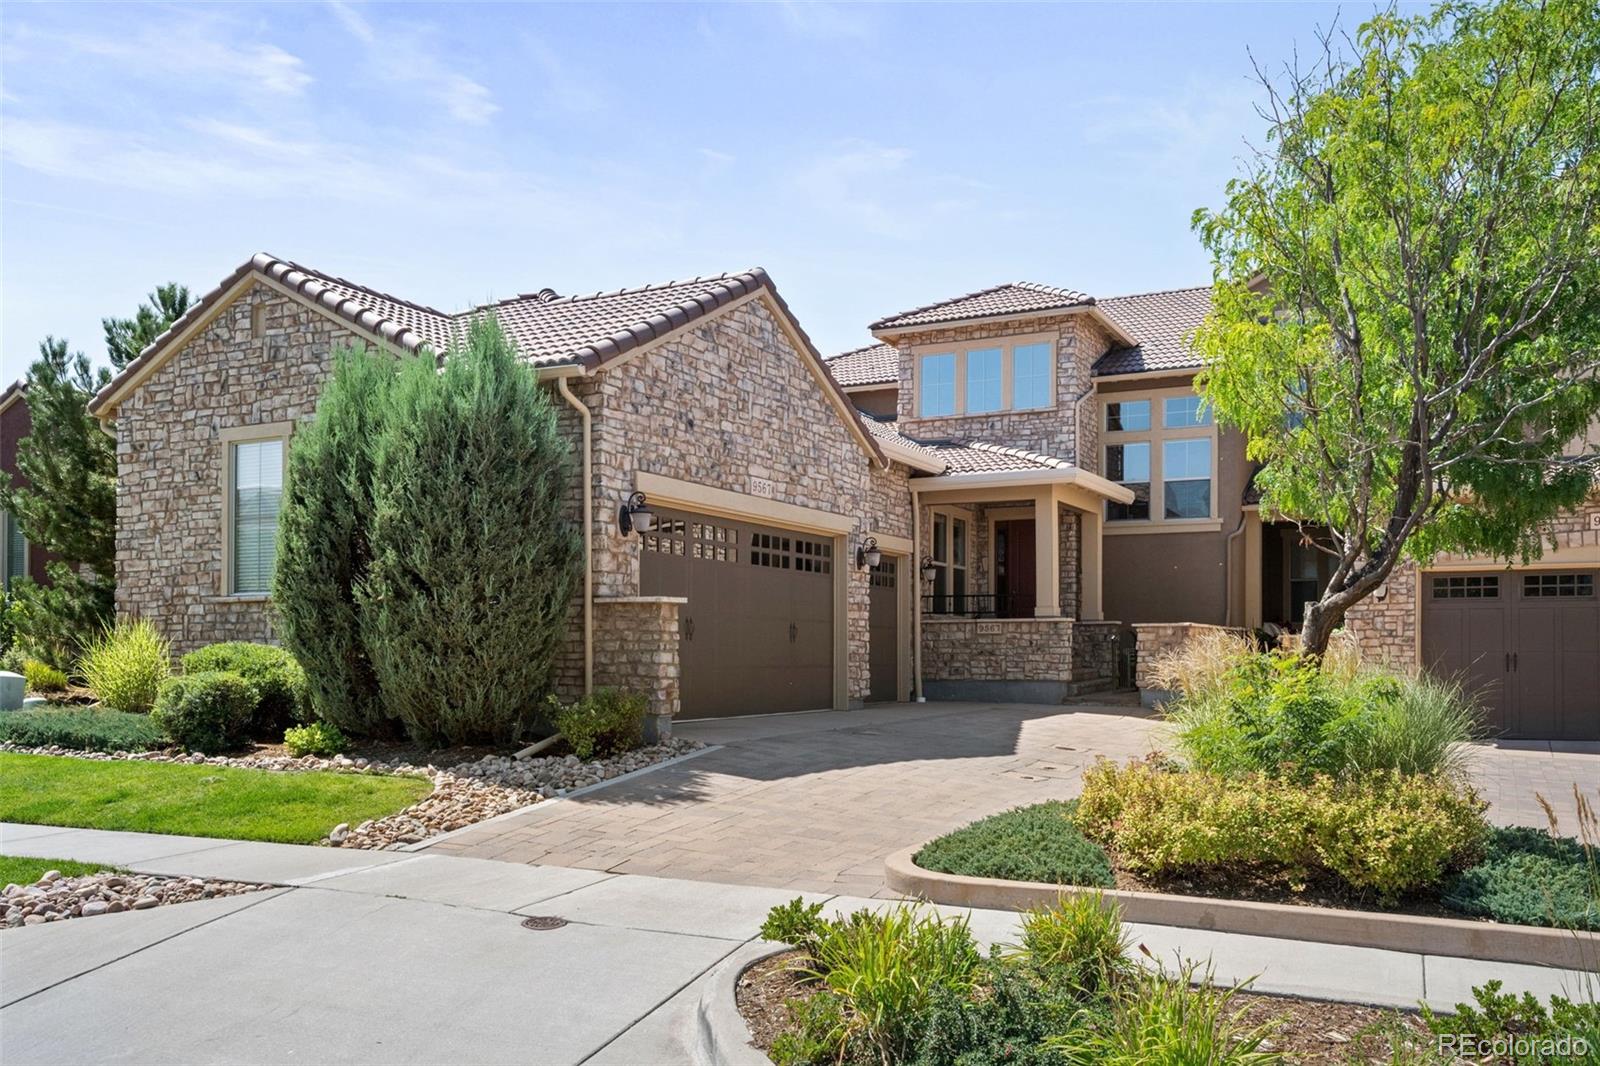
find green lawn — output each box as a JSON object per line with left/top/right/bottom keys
{"left": 0, "top": 855, "right": 114, "bottom": 886}
{"left": 0, "top": 753, "right": 432, "bottom": 844}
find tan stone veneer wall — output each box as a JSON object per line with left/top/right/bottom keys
{"left": 114, "top": 282, "right": 365, "bottom": 652}
{"left": 892, "top": 312, "right": 1114, "bottom": 469}
{"left": 1131, "top": 622, "right": 1242, "bottom": 690}
{"left": 1344, "top": 498, "right": 1600, "bottom": 672}
{"left": 922, "top": 618, "right": 1077, "bottom": 683}
{"left": 592, "top": 597, "right": 682, "bottom": 721}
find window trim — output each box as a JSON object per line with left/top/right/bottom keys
{"left": 912, "top": 332, "right": 1058, "bottom": 418}
{"left": 1102, "top": 385, "right": 1220, "bottom": 533}
{"left": 219, "top": 422, "right": 293, "bottom": 599}
{"left": 1, "top": 509, "right": 29, "bottom": 591}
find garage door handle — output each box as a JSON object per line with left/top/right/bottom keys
{"left": 1512, "top": 651, "right": 1518, "bottom": 671}
{"left": 789, "top": 622, "right": 798, "bottom": 643}
{"left": 685, "top": 617, "right": 695, "bottom": 640}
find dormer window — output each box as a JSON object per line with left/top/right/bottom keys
{"left": 913, "top": 334, "right": 1056, "bottom": 418}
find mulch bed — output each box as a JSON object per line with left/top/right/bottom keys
{"left": 1110, "top": 862, "right": 1471, "bottom": 921}
{"left": 735, "top": 950, "right": 1442, "bottom": 1065}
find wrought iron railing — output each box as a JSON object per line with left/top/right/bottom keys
{"left": 921, "top": 592, "right": 1032, "bottom": 618}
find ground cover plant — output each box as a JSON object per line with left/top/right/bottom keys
{"left": 283, "top": 721, "right": 349, "bottom": 758}
{"left": 546, "top": 687, "right": 646, "bottom": 760}
{"left": 78, "top": 619, "right": 170, "bottom": 714}
{"left": 912, "top": 800, "right": 1113, "bottom": 887}
{"left": 0, "top": 707, "right": 167, "bottom": 752}
{"left": 0, "top": 752, "right": 431, "bottom": 843}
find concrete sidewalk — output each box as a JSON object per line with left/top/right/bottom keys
{"left": 2, "top": 823, "right": 1592, "bottom": 1065}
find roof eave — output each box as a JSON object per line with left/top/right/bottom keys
{"left": 911, "top": 466, "right": 1136, "bottom": 503}
{"left": 870, "top": 303, "right": 1116, "bottom": 342}
{"left": 874, "top": 438, "right": 947, "bottom": 474}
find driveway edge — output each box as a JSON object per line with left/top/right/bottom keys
{"left": 692, "top": 939, "right": 782, "bottom": 1066}
{"left": 885, "top": 846, "right": 1597, "bottom": 971}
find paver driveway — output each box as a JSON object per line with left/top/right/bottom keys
{"left": 428, "top": 700, "right": 1600, "bottom": 896}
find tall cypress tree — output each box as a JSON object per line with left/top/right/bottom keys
{"left": 273, "top": 345, "right": 398, "bottom": 735}
{"left": 1, "top": 339, "right": 116, "bottom": 667}
{"left": 358, "top": 318, "right": 580, "bottom": 746}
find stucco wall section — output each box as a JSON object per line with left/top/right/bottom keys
{"left": 592, "top": 597, "right": 681, "bottom": 719}
{"left": 586, "top": 296, "right": 911, "bottom": 705}
{"left": 922, "top": 618, "right": 1075, "bottom": 682}
{"left": 113, "top": 281, "right": 364, "bottom": 652}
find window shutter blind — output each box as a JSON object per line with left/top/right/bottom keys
{"left": 232, "top": 440, "right": 283, "bottom": 594}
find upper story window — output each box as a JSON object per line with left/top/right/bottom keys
{"left": 1103, "top": 387, "right": 1218, "bottom": 528}
{"left": 914, "top": 334, "right": 1056, "bottom": 418}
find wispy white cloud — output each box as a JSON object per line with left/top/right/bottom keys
{"left": 326, "top": 1, "right": 499, "bottom": 125}
{"left": 788, "top": 140, "right": 986, "bottom": 240}
{"left": 774, "top": 1, "right": 877, "bottom": 41}
{"left": 1080, "top": 81, "right": 1258, "bottom": 174}
{"left": 520, "top": 35, "right": 606, "bottom": 115}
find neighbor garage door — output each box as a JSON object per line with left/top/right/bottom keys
{"left": 1421, "top": 570, "right": 1600, "bottom": 739}
{"left": 639, "top": 508, "right": 834, "bottom": 718}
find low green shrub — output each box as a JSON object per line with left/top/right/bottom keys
{"left": 909, "top": 954, "right": 1095, "bottom": 1066}
{"left": 546, "top": 688, "right": 646, "bottom": 760}
{"left": 283, "top": 722, "right": 349, "bottom": 758}
{"left": 0, "top": 707, "right": 167, "bottom": 752}
{"left": 23, "top": 659, "right": 67, "bottom": 694}
{"left": 913, "top": 800, "right": 1114, "bottom": 888}
{"left": 1078, "top": 758, "right": 1488, "bottom": 900}
{"left": 180, "top": 642, "right": 309, "bottom": 736}
{"left": 761, "top": 897, "right": 829, "bottom": 954}
{"left": 1165, "top": 651, "right": 1477, "bottom": 781}
{"left": 151, "top": 671, "right": 254, "bottom": 754}
{"left": 1423, "top": 980, "right": 1600, "bottom": 1061}
{"left": 77, "top": 619, "right": 171, "bottom": 714}
{"left": 1441, "top": 826, "right": 1600, "bottom": 930}
{"left": 1012, "top": 892, "right": 1131, "bottom": 996}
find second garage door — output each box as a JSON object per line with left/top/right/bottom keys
{"left": 1421, "top": 569, "right": 1600, "bottom": 739}
{"left": 639, "top": 508, "right": 834, "bottom": 718}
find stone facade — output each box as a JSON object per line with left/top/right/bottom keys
{"left": 1131, "top": 622, "right": 1241, "bottom": 690}
{"left": 1071, "top": 621, "right": 1123, "bottom": 684}
{"left": 892, "top": 312, "right": 1114, "bottom": 471}
{"left": 921, "top": 615, "right": 1116, "bottom": 700}
{"left": 114, "top": 282, "right": 361, "bottom": 652}
{"left": 592, "top": 597, "right": 682, "bottom": 725}
{"left": 919, "top": 500, "right": 1083, "bottom": 619}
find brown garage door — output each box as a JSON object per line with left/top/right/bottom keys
{"left": 1422, "top": 570, "right": 1600, "bottom": 739}
{"left": 868, "top": 558, "right": 899, "bottom": 702}
{"left": 639, "top": 508, "right": 834, "bottom": 718}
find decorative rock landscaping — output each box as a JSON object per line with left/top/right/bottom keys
{"left": 0, "top": 738, "right": 704, "bottom": 850}
{"left": 2, "top": 869, "right": 268, "bottom": 929}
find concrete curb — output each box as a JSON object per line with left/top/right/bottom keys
{"left": 405, "top": 744, "right": 722, "bottom": 852}
{"left": 885, "top": 846, "right": 1597, "bottom": 971}
{"left": 692, "top": 939, "right": 782, "bottom": 1066}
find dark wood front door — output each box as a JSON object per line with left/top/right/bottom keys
{"left": 994, "top": 520, "right": 1037, "bottom": 618}
{"left": 868, "top": 558, "right": 899, "bottom": 702}
{"left": 1422, "top": 569, "right": 1600, "bottom": 739}
{"left": 638, "top": 508, "right": 835, "bottom": 718}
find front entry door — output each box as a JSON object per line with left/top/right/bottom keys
{"left": 994, "top": 520, "right": 1037, "bottom": 618}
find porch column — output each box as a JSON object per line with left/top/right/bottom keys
{"left": 1079, "top": 506, "right": 1103, "bottom": 621}
{"left": 1034, "top": 489, "right": 1061, "bottom": 617}
{"left": 1243, "top": 510, "right": 1263, "bottom": 629}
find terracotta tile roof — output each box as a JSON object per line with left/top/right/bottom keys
{"left": 1092, "top": 286, "right": 1212, "bottom": 377}
{"left": 824, "top": 342, "right": 899, "bottom": 387}
{"left": 870, "top": 282, "right": 1094, "bottom": 331}
{"left": 860, "top": 414, "right": 1075, "bottom": 476}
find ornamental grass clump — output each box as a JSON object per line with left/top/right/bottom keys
{"left": 78, "top": 619, "right": 171, "bottom": 714}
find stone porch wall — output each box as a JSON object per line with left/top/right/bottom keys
{"left": 1071, "top": 621, "right": 1122, "bottom": 683}
{"left": 923, "top": 617, "right": 1076, "bottom": 683}
{"left": 1131, "top": 622, "right": 1242, "bottom": 690}
{"left": 592, "top": 597, "right": 682, "bottom": 727}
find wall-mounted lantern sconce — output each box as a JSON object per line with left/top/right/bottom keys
{"left": 855, "top": 537, "right": 881, "bottom": 570}
{"left": 920, "top": 555, "right": 938, "bottom": 583}
{"left": 618, "top": 491, "right": 656, "bottom": 536}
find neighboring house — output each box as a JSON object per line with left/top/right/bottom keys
{"left": 90, "top": 254, "right": 1599, "bottom": 740}
{"left": 0, "top": 382, "right": 54, "bottom": 591}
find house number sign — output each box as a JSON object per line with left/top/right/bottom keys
{"left": 750, "top": 477, "right": 776, "bottom": 500}
{"left": 1590, "top": 512, "right": 1600, "bottom": 531}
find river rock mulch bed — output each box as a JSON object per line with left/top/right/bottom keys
{"left": 2, "top": 869, "right": 269, "bottom": 930}
{"left": 1, "top": 738, "right": 704, "bottom": 850}
{"left": 736, "top": 950, "right": 1438, "bottom": 1065}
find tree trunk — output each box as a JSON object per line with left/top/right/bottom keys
{"left": 1298, "top": 597, "right": 1344, "bottom": 659}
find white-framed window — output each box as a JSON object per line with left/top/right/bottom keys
{"left": 928, "top": 510, "right": 969, "bottom": 613}
{"left": 1102, "top": 387, "right": 1218, "bottom": 528}
{"left": 2, "top": 510, "right": 28, "bottom": 591}
{"left": 221, "top": 424, "right": 291, "bottom": 596}
{"left": 919, "top": 353, "right": 957, "bottom": 417}
{"left": 914, "top": 334, "right": 1057, "bottom": 417}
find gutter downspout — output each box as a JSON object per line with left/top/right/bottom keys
{"left": 553, "top": 371, "right": 594, "bottom": 695}
{"left": 911, "top": 487, "right": 924, "bottom": 702}
{"left": 1224, "top": 512, "right": 1248, "bottom": 629}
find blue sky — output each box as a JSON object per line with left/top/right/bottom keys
{"left": 1, "top": 1, "right": 1354, "bottom": 382}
